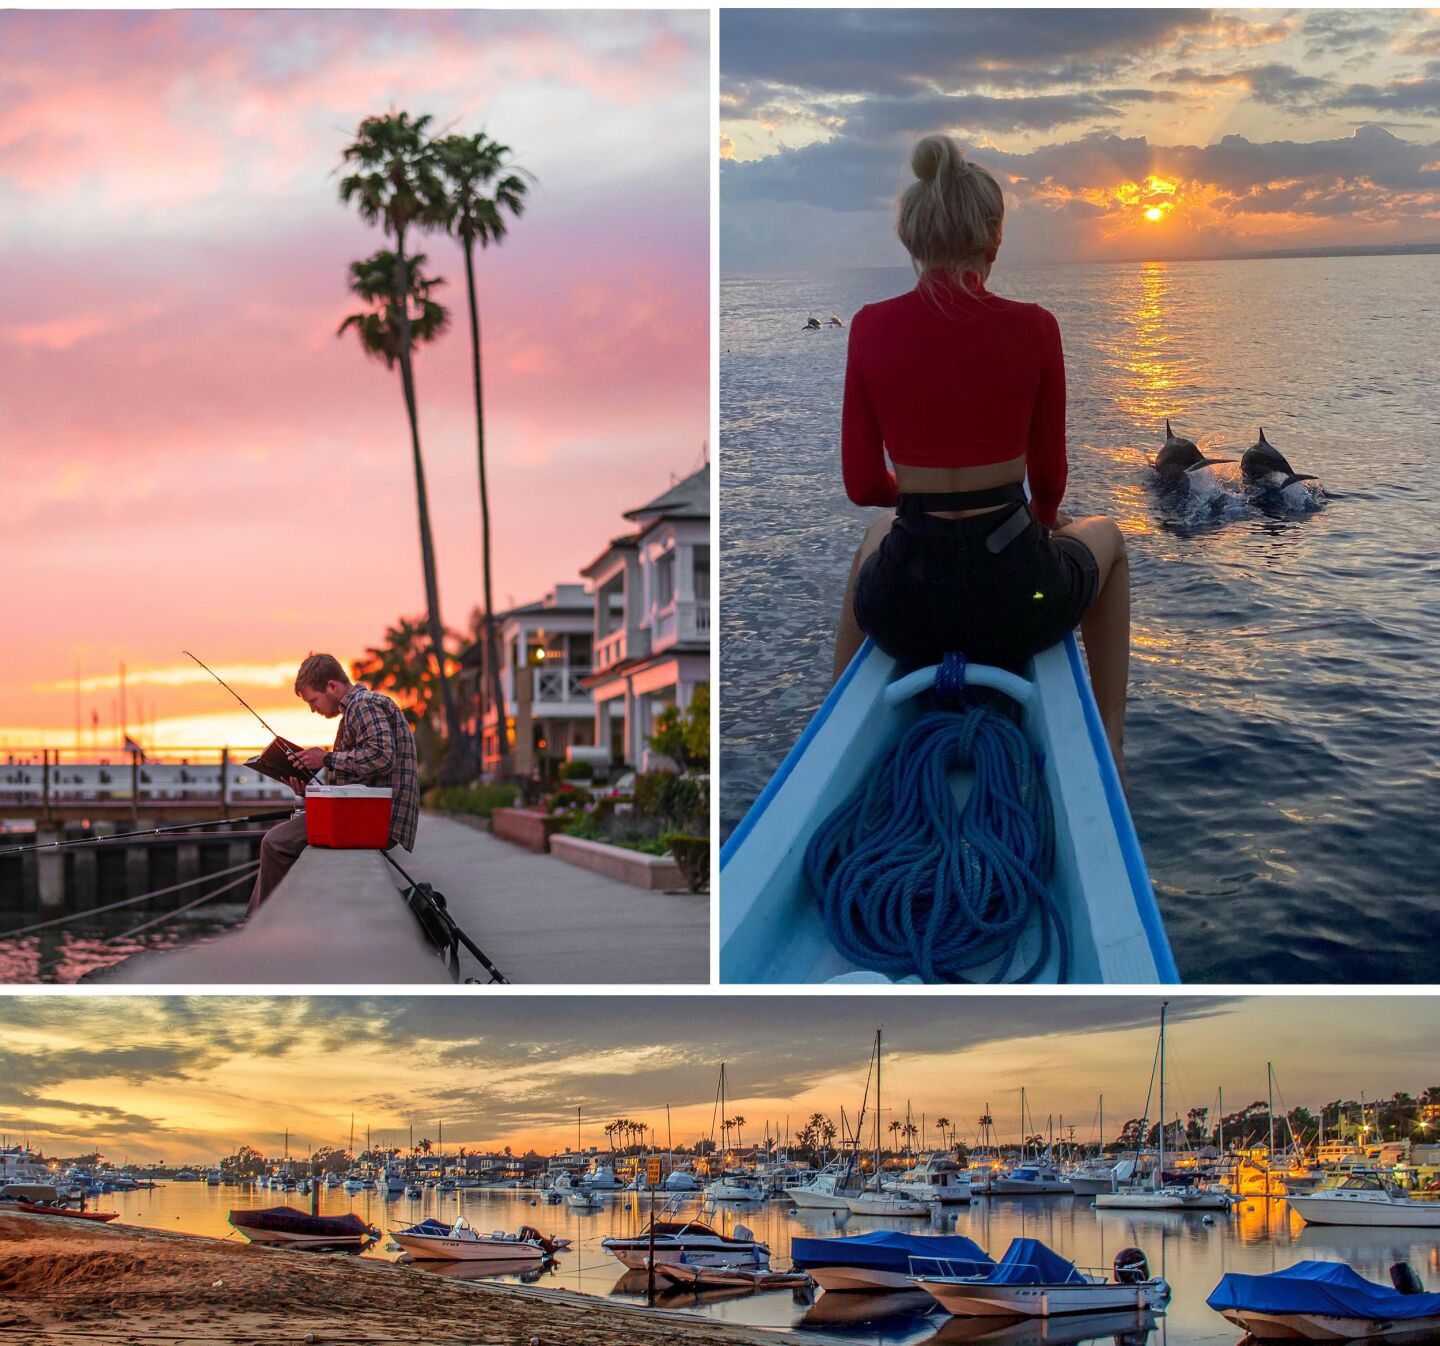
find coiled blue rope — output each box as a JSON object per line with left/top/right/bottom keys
{"left": 803, "top": 672, "right": 1065, "bottom": 983}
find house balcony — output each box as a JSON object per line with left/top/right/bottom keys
{"left": 482, "top": 668, "right": 595, "bottom": 726}
{"left": 595, "top": 627, "right": 651, "bottom": 674}
{"left": 651, "top": 599, "right": 711, "bottom": 651}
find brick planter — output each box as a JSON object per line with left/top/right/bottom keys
{"left": 549, "top": 834, "right": 686, "bottom": 891}
{"left": 491, "top": 807, "right": 568, "bottom": 853}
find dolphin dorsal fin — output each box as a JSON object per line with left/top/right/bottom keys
{"left": 1258, "top": 426, "right": 1269, "bottom": 445}
{"left": 1165, "top": 418, "right": 1173, "bottom": 438}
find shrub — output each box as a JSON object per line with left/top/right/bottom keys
{"left": 545, "top": 784, "right": 594, "bottom": 814}
{"left": 633, "top": 771, "right": 674, "bottom": 818}
{"left": 423, "top": 783, "right": 519, "bottom": 819}
{"left": 664, "top": 834, "right": 710, "bottom": 893}
{"left": 559, "top": 760, "right": 594, "bottom": 782}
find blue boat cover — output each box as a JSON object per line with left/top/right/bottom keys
{"left": 1207, "top": 1261, "right": 1440, "bottom": 1322}
{"left": 397, "top": 1218, "right": 452, "bottom": 1236}
{"left": 985, "top": 1238, "right": 1085, "bottom": 1286}
{"left": 790, "top": 1230, "right": 992, "bottom": 1277}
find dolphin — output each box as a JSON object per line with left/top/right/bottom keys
{"left": 828, "top": 314, "right": 845, "bottom": 327}
{"left": 1152, "top": 419, "right": 1231, "bottom": 480}
{"left": 1241, "top": 427, "right": 1317, "bottom": 489}
{"left": 803, "top": 316, "right": 822, "bottom": 330}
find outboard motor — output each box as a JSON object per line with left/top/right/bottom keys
{"left": 1391, "top": 1262, "right": 1425, "bottom": 1296}
{"left": 1113, "top": 1247, "right": 1151, "bottom": 1285}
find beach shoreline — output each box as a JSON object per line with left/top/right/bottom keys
{"left": 0, "top": 1212, "right": 794, "bottom": 1345}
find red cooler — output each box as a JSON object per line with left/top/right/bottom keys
{"left": 304, "top": 784, "right": 393, "bottom": 849}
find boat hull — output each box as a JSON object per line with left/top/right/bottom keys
{"left": 391, "top": 1233, "right": 544, "bottom": 1262}
{"left": 1218, "top": 1309, "right": 1440, "bottom": 1343}
{"left": 1286, "top": 1197, "right": 1440, "bottom": 1228}
{"left": 845, "top": 1194, "right": 930, "bottom": 1216}
{"left": 917, "top": 1278, "right": 1168, "bottom": 1318}
{"left": 719, "top": 638, "right": 1175, "bottom": 985}
{"left": 811, "top": 1265, "right": 917, "bottom": 1292}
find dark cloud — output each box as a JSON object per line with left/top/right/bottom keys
{"left": 821, "top": 89, "right": 1183, "bottom": 139}
{"left": 1152, "top": 62, "right": 1333, "bottom": 107}
{"left": 721, "top": 9, "right": 1218, "bottom": 99}
{"left": 1327, "top": 74, "right": 1440, "bottom": 118}
{"left": 1300, "top": 11, "right": 1395, "bottom": 60}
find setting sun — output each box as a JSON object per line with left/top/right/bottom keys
{"left": 1144, "top": 207, "right": 1164, "bottom": 222}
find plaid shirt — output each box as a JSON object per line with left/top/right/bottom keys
{"left": 324, "top": 684, "right": 420, "bottom": 851}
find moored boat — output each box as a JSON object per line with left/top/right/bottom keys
{"left": 914, "top": 1238, "right": 1169, "bottom": 1318}
{"left": 390, "top": 1216, "right": 568, "bottom": 1262}
{"left": 601, "top": 1211, "right": 770, "bottom": 1269}
{"left": 652, "top": 1260, "right": 812, "bottom": 1291}
{"left": 1286, "top": 1176, "right": 1440, "bottom": 1227}
{"left": 227, "top": 1206, "right": 379, "bottom": 1251}
{"left": 719, "top": 639, "right": 1176, "bottom": 984}
{"left": 791, "top": 1230, "right": 992, "bottom": 1292}
{"left": 1207, "top": 1260, "right": 1440, "bottom": 1342}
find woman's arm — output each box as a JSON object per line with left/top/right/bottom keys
{"left": 841, "top": 316, "right": 898, "bottom": 506}
{"left": 1027, "top": 305, "right": 1067, "bottom": 529}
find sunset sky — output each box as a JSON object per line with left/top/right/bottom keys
{"left": 721, "top": 8, "right": 1440, "bottom": 267}
{"left": 0, "top": 10, "right": 708, "bottom": 751}
{"left": 4, "top": 995, "right": 1436, "bottom": 1165}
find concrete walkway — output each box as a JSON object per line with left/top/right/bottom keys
{"left": 401, "top": 813, "right": 709, "bottom": 984}
{"left": 100, "top": 811, "right": 708, "bottom": 985}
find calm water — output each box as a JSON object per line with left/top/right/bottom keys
{"left": 99, "top": 1181, "right": 1440, "bottom": 1343}
{"left": 720, "top": 256, "right": 1440, "bottom": 983}
{"left": 0, "top": 903, "right": 245, "bottom": 983}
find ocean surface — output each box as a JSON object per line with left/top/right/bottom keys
{"left": 720, "top": 256, "right": 1440, "bottom": 984}
{"left": 100, "top": 1181, "right": 1440, "bottom": 1343}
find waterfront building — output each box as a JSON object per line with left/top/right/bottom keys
{"left": 581, "top": 464, "right": 710, "bottom": 770}
{"left": 460, "top": 584, "right": 597, "bottom": 778}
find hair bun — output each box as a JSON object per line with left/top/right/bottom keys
{"left": 911, "top": 134, "right": 964, "bottom": 184}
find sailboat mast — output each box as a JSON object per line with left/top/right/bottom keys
{"left": 1268, "top": 1061, "right": 1275, "bottom": 1194}
{"left": 1157, "top": 1001, "right": 1167, "bottom": 1187}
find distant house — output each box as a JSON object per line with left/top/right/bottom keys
{"left": 458, "top": 583, "right": 597, "bottom": 778}
{"left": 581, "top": 464, "right": 710, "bottom": 769}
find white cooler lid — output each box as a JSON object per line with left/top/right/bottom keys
{"left": 305, "top": 784, "right": 393, "bottom": 798}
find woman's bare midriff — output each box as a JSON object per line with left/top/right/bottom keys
{"left": 894, "top": 454, "right": 1028, "bottom": 517}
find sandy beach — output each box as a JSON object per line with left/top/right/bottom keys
{"left": 0, "top": 1212, "right": 791, "bottom": 1345}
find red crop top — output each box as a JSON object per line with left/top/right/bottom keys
{"left": 841, "top": 272, "right": 1067, "bottom": 528}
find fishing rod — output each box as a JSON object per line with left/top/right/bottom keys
{"left": 382, "top": 851, "right": 509, "bottom": 985}
{"left": 0, "top": 811, "right": 295, "bottom": 860}
{"left": 182, "top": 650, "right": 313, "bottom": 781}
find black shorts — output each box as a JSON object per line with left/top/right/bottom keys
{"left": 853, "top": 495, "right": 1101, "bottom": 671}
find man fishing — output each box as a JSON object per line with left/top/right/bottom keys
{"left": 247, "top": 653, "right": 420, "bottom": 914}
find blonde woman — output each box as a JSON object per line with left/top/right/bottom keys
{"left": 835, "top": 134, "right": 1131, "bottom": 772}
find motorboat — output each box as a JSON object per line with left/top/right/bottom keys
{"left": 1287, "top": 1176, "right": 1440, "bottom": 1227}
{"left": 390, "top": 1216, "right": 570, "bottom": 1262}
{"left": 719, "top": 639, "right": 1176, "bottom": 984}
{"left": 227, "top": 1206, "right": 379, "bottom": 1251}
{"left": 1208, "top": 1259, "right": 1440, "bottom": 1342}
{"left": 601, "top": 1209, "right": 770, "bottom": 1270}
{"left": 788, "top": 1160, "right": 866, "bottom": 1210}
{"left": 987, "top": 1165, "right": 1073, "bottom": 1196}
{"left": 564, "top": 1189, "right": 603, "bottom": 1210}
{"left": 1066, "top": 1159, "right": 1138, "bottom": 1196}
{"left": 706, "top": 1175, "right": 767, "bottom": 1201}
{"left": 791, "top": 1230, "right": 992, "bottom": 1292}
{"left": 2, "top": 1184, "right": 119, "bottom": 1222}
{"left": 845, "top": 1187, "right": 931, "bottom": 1217}
{"left": 1096, "top": 1184, "right": 1233, "bottom": 1212}
{"left": 885, "top": 1152, "right": 973, "bottom": 1205}
{"left": 914, "top": 1238, "right": 1169, "bottom": 1318}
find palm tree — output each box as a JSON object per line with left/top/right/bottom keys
{"left": 339, "top": 111, "right": 467, "bottom": 779}
{"left": 352, "top": 615, "right": 462, "bottom": 729}
{"left": 936, "top": 1116, "right": 952, "bottom": 1151}
{"left": 432, "top": 132, "right": 529, "bottom": 779}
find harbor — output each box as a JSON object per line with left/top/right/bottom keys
{"left": 10, "top": 1174, "right": 1440, "bottom": 1344}
{"left": 7, "top": 995, "right": 1440, "bottom": 1344}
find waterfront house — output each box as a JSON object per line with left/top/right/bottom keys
{"left": 459, "top": 584, "right": 598, "bottom": 778}
{"left": 580, "top": 464, "right": 710, "bottom": 769}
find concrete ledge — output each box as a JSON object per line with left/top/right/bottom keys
{"left": 95, "top": 846, "right": 449, "bottom": 985}
{"left": 549, "top": 833, "right": 685, "bottom": 891}
{"left": 491, "top": 807, "right": 567, "bottom": 853}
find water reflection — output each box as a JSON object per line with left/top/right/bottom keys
{"left": 928, "top": 1311, "right": 1159, "bottom": 1346}
{"left": 102, "top": 1178, "right": 1440, "bottom": 1345}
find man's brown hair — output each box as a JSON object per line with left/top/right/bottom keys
{"left": 294, "top": 653, "right": 349, "bottom": 694}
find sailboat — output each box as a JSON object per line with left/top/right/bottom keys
{"left": 1095, "top": 1003, "right": 1232, "bottom": 1212}
{"left": 703, "top": 1063, "right": 767, "bottom": 1201}
{"left": 845, "top": 1031, "right": 930, "bottom": 1217}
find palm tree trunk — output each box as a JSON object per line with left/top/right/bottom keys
{"left": 393, "top": 236, "right": 466, "bottom": 781}
{"left": 462, "top": 236, "right": 512, "bottom": 778}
